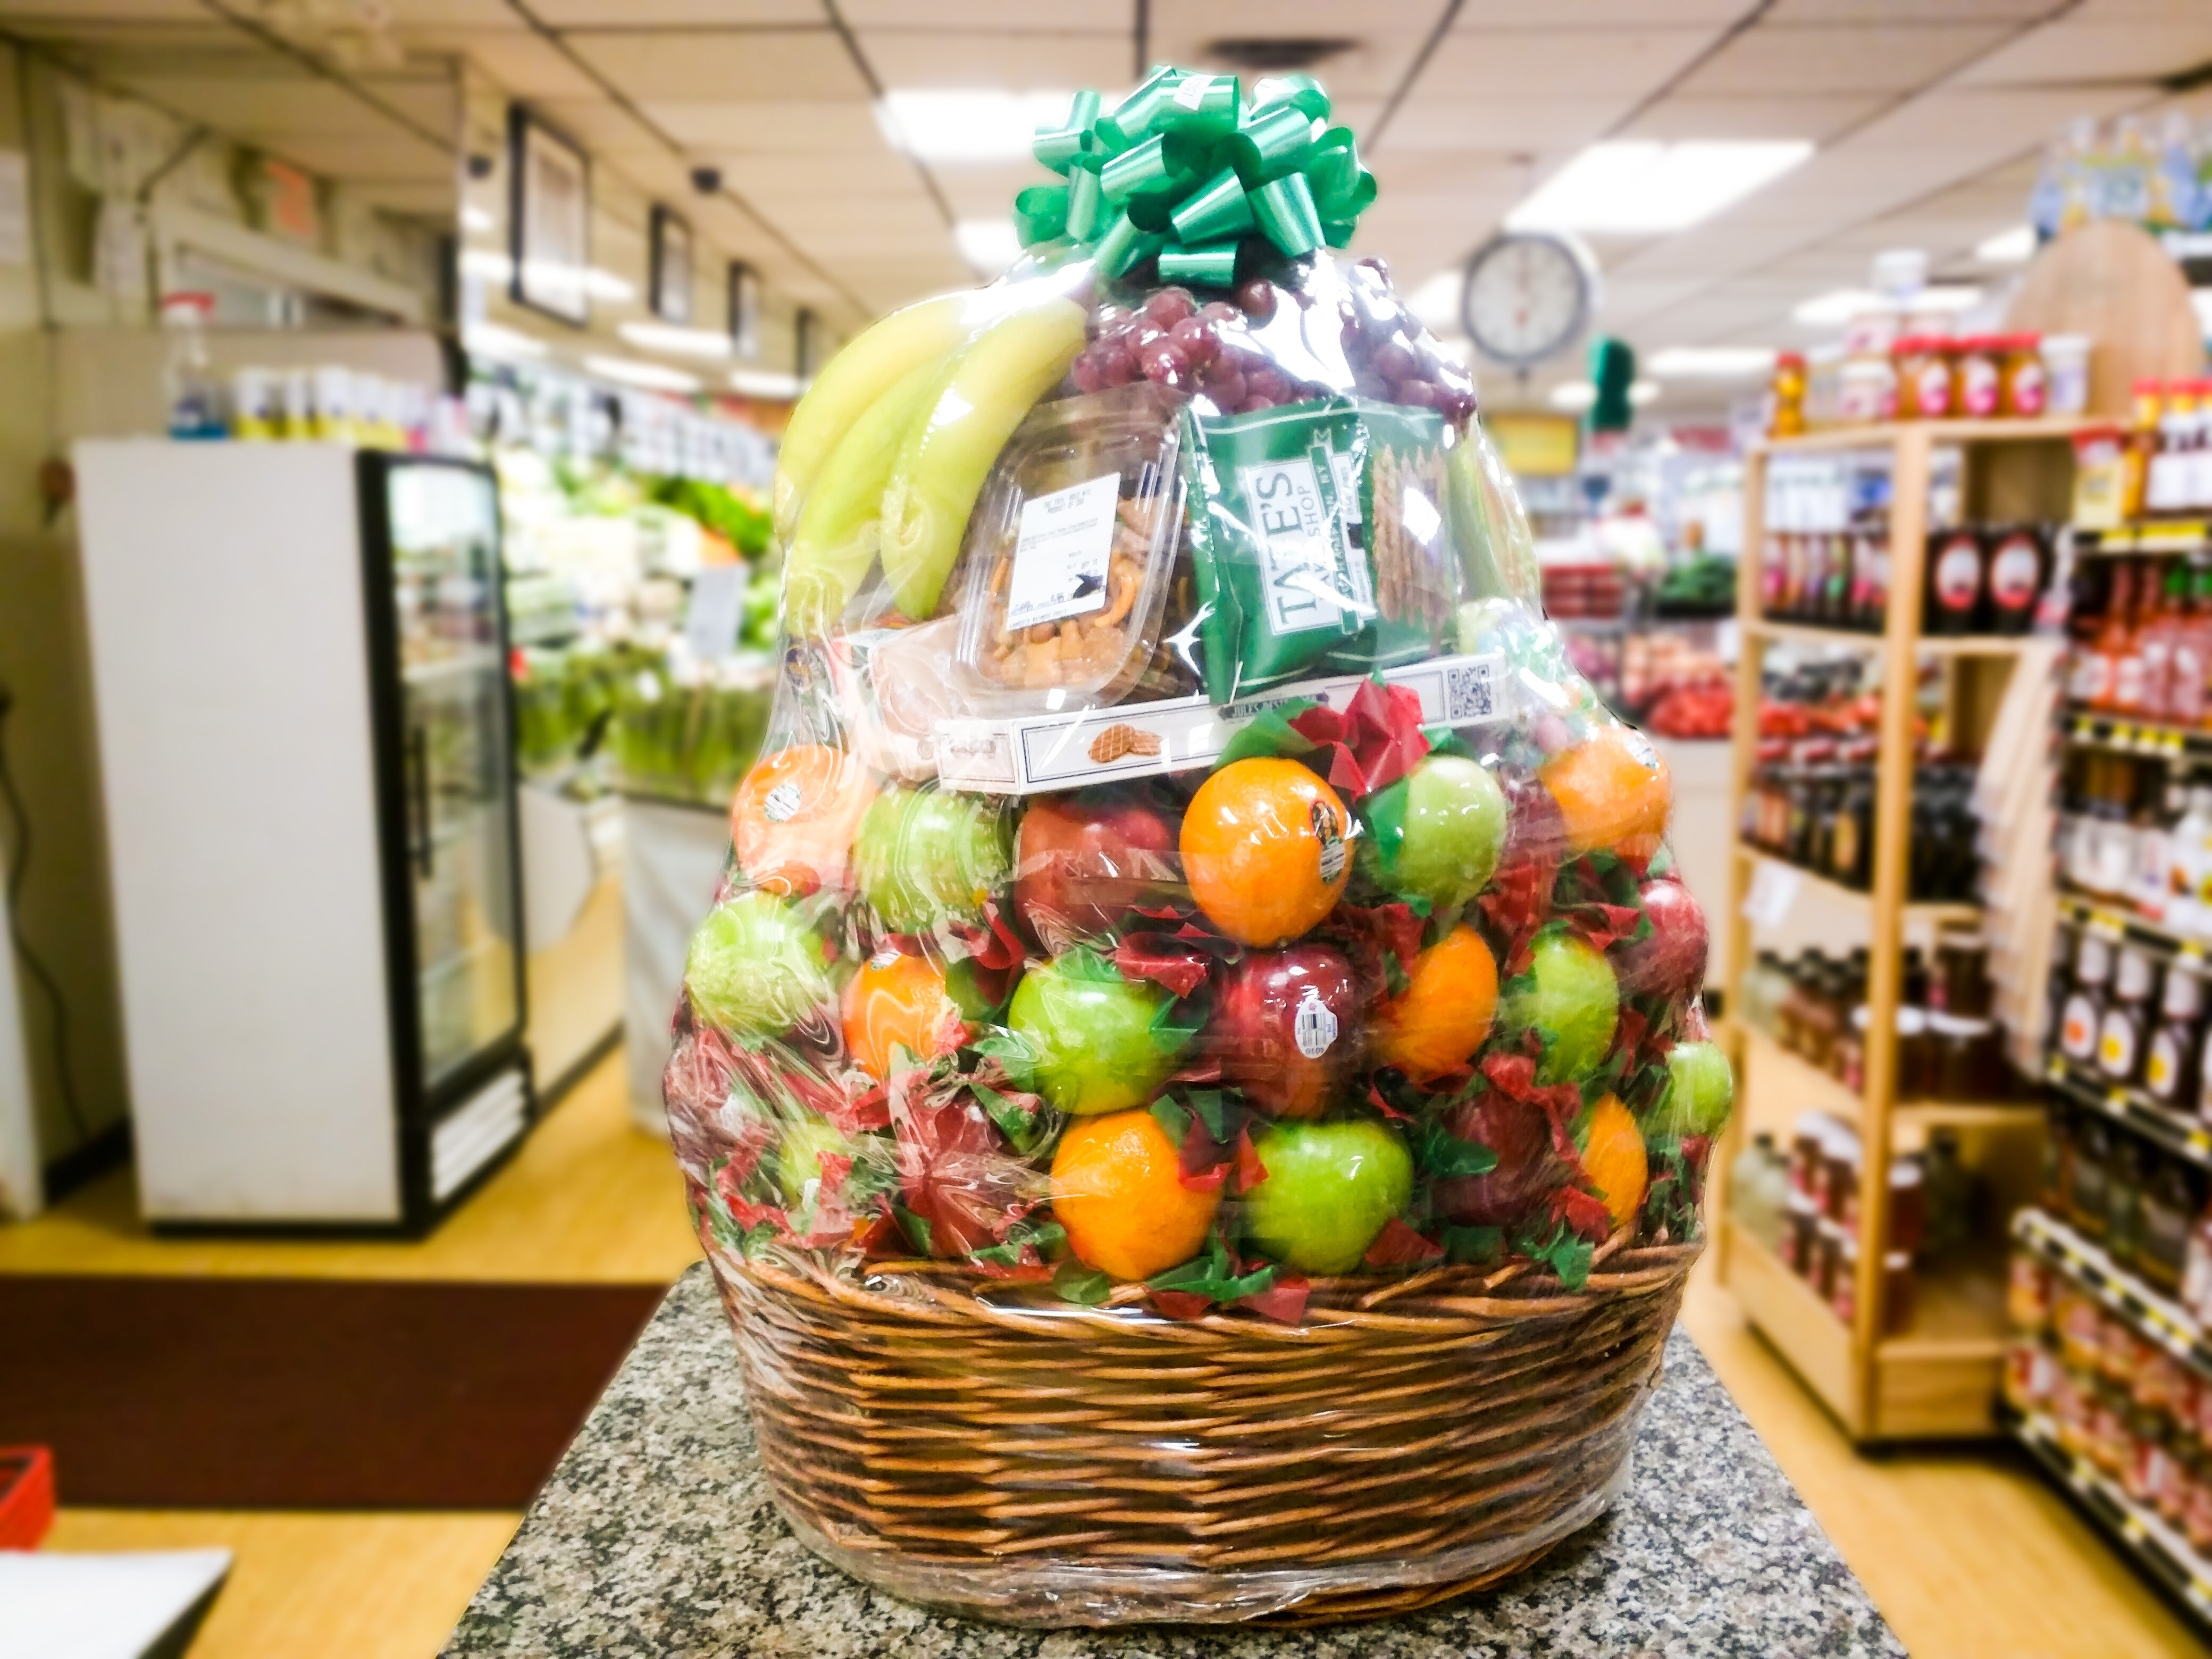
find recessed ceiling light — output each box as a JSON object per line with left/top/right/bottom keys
{"left": 879, "top": 89, "right": 1079, "bottom": 164}
{"left": 584, "top": 355, "right": 700, "bottom": 394}
{"left": 620, "top": 320, "right": 733, "bottom": 359}
{"left": 1793, "top": 284, "right": 1981, "bottom": 326}
{"left": 956, "top": 218, "right": 1024, "bottom": 275}
{"left": 459, "top": 322, "right": 543, "bottom": 359}
{"left": 1975, "top": 225, "right": 2035, "bottom": 264}
{"left": 1547, "top": 379, "right": 1659, "bottom": 410}
{"left": 1647, "top": 347, "right": 1775, "bottom": 378}
{"left": 1506, "top": 140, "right": 1812, "bottom": 235}
{"left": 460, "top": 204, "right": 496, "bottom": 235}
{"left": 731, "top": 367, "right": 805, "bottom": 399}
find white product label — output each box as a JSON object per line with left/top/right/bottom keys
{"left": 762, "top": 781, "right": 802, "bottom": 823}
{"left": 1003, "top": 472, "right": 1120, "bottom": 632}
{"left": 1293, "top": 988, "right": 1339, "bottom": 1058}
{"left": 683, "top": 562, "right": 748, "bottom": 663}
{"left": 1741, "top": 858, "right": 1803, "bottom": 929}
{"left": 1239, "top": 454, "right": 1360, "bottom": 635}
{"left": 1312, "top": 800, "right": 1346, "bottom": 882}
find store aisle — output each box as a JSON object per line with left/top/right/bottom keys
{"left": 1681, "top": 1264, "right": 2201, "bottom": 1657}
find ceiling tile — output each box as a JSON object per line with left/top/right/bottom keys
{"left": 351, "top": 179, "right": 459, "bottom": 214}
{"left": 708, "top": 149, "right": 927, "bottom": 197}
{"left": 0, "top": 0, "right": 205, "bottom": 15}
{"left": 533, "top": 97, "right": 666, "bottom": 157}
{"left": 1764, "top": 0, "right": 2058, "bottom": 17}
{"left": 840, "top": 0, "right": 1132, "bottom": 27}
{"left": 1379, "top": 96, "right": 1622, "bottom": 150}
{"left": 1956, "top": 18, "right": 2212, "bottom": 85}
{"left": 535, "top": 0, "right": 824, "bottom": 21}
{"left": 106, "top": 72, "right": 399, "bottom": 136}
{"left": 1621, "top": 92, "right": 1889, "bottom": 144}
{"left": 382, "top": 0, "right": 519, "bottom": 25}
{"left": 1369, "top": 150, "right": 1530, "bottom": 194}
{"left": 1145, "top": 30, "right": 1434, "bottom": 99}
{"left": 263, "top": 132, "right": 454, "bottom": 181}
{"left": 792, "top": 226, "right": 958, "bottom": 257}
{"left": 455, "top": 32, "right": 604, "bottom": 98}
{"left": 853, "top": 30, "right": 1129, "bottom": 88}
{"left": 747, "top": 192, "right": 946, "bottom": 236}
{"left": 1456, "top": 0, "right": 1754, "bottom": 21}
{"left": 647, "top": 100, "right": 887, "bottom": 152}
{"left": 1153, "top": 0, "right": 1451, "bottom": 42}
{"left": 357, "top": 75, "right": 462, "bottom": 139}
{"left": 1671, "top": 22, "right": 2015, "bottom": 95}
{"left": 565, "top": 28, "right": 861, "bottom": 103}
{"left": 1419, "top": 28, "right": 1724, "bottom": 100}
{"left": 926, "top": 161, "right": 1035, "bottom": 218}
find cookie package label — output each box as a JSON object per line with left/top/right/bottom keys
{"left": 934, "top": 649, "right": 1509, "bottom": 795}
{"left": 1002, "top": 471, "right": 1120, "bottom": 633}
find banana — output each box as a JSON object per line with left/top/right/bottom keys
{"left": 773, "top": 291, "right": 974, "bottom": 544}
{"left": 780, "top": 359, "right": 946, "bottom": 638}
{"left": 879, "top": 297, "right": 1088, "bottom": 621}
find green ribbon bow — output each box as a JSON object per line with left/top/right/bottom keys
{"left": 1011, "top": 68, "right": 1377, "bottom": 286}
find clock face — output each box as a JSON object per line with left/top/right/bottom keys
{"left": 1462, "top": 233, "right": 1590, "bottom": 368}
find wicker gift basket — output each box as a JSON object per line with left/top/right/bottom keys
{"left": 663, "top": 65, "right": 1731, "bottom": 1628}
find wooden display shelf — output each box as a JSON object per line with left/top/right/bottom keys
{"left": 1752, "top": 416, "right": 2103, "bottom": 455}
{"left": 1738, "top": 1025, "right": 2042, "bottom": 1134}
{"left": 2016, "top": 1205, "right": 2212, "bottom": 1379}
{"left": 2059, "top": 709, "right": 2212, "bottom": 761}
{"left": 1733, "top": 845, "right": 1984, "bottom": 927}
{"left": 2044, "top": 1058, "right": 2212, "bottom": 1174}
{"left": 1721, "top": 417, "right": 2063, "bottom": 1443}
{"left": 1722, "top": 1220, "right": 2007, "bottom": 1438}
{"left": 2077, "top": 521, "right": 2212, "bottom": 555}
{"left": 2054, "top": 889, "right": 2207, "bottom": 963}
{"left": 1744, "top": 618, "right": 2032, "bottom": 657}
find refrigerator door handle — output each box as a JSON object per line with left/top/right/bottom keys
{"left": 408, "top": 725, "right": 434, "bottom": 878}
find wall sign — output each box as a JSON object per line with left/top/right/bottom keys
{"left": 795, "top": 306, "right": 820, "bottom": 381}
{"left": 508, "top": 107, "right": 589, "bottom": 327}
{"left": 727, "top": 259, "right": 760, "bottom": 360}
{"left": 650, "top": 204, "right": 693, "bottom": 325}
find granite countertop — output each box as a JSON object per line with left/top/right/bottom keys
{"left": 445, "top": 1264, "right": 1902, "bottom": 1658}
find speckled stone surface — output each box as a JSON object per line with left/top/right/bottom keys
{"left": 445, "top": 1264, "right": 1901, "bottom": 1658}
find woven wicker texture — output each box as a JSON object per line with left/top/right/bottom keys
{"left": 706, "top": 1229, "right": 1698, "bottom": 1626}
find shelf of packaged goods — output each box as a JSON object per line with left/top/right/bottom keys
{"left": 1734, "top": 846, "right": 1983, "bottom": 927}
{"left": 2045, "top": 1057, "right": 2212, "bottom": 1174}
{"left": 1739, "top": 1025, "right": 2040, "bottom": 1133}
{"left": 2001, "top": 1403, "right": 2212, "bottom": 1628}
{"left": 2015, "top": 1205, "right": 2212, "bottom": 1381}
{"left": 2054, "top": 889, "right": 2206, "bottom": 963}
{"left": 2077, "top": 522, "right": 2212, "bottom": 557}
{"left": 2059, "top": 709, "right": 2212, "bottom": 761}
{"left": 1743, "top": 618, "right": 2031, "bottom": 656}
{"left": 1752, "top": 417, "right": 2105, "bottom": 455}
{"left": 1723, "top": 1219, "right": 2007, "bottom": 1437}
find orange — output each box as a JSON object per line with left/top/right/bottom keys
{"left": 1580, "top": 1092, "right": 1648, "bottom": 1231}
{"left": 841, "top": 949, "right": 967, "bottom": 1078}
{"left": 1538, "top": 724, "right": 1671, "bottom": 862}
{"left": 731, "top": 743, "right": 876, "bottom": 894}
{"left": 1374, "top": 924, "right": 1497, "bottom": 1077}
{"left": 1051, "top": 1108, "right": 1222, "bottom": 1281}
{"left": 1179, "top": 758, "right": 1352, "bottom": 946}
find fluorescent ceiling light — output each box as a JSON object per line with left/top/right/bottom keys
{"left": 1792, "top": 284, "right": 1981, "bottom": 326}
{"left": 956, "top": 218, "right": 1024, "bottom": 275}
{"left": 879, "top": 89, "right": 1078, "bottom": 163}
{"left": 1408, "top": 271, "right": 1462, "bottom": 332}
{"left": 458, "top": 249, "right": 635, "bottom": 305}
{"left": 459, "top": 248, "right": 511, "bottom": 282}
{"left": 1548, "top": 379, "right": 1658, "bottom": 410}
{"left": 459, "top": 322, "right": 544, "bottom": 359}
{"left": 583, "top": 267, "right": 634, "bottom": 302}
{"left": 620, "top": 320, "right": 732, "bottom": 359}
{"left": 1976, "top": 224, "right": 2035, "bottom": 264}
{"left": 731, "top": 367, "right": 805, "bottom": 399}
{"left": 460, "top": 204, "right": 496, "bottom": 235}
{"left": 584, "top": 355, "right": 700, "bottom": 394}
{"left": 1506, "top": 140, "right": 1812, "bottom": 235}
{"left": 1647, "top": 346, "right": 1775, "bottom": 378}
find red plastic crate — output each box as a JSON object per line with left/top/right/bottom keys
{"left": 0, "top": 1446, "right": 55, "bottom": 1548}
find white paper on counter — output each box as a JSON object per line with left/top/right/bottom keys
{"left": 0, "top": 1548, "right": 231, "bottom": 1659}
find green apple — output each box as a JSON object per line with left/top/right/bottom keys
{"left": 684, "top": 891, "right": 832, "bottom": 1037}
{"left": 1006, "top": 950, "right": 1185, "bottom": 1115}
{"left": 771, "top": 1116, "right": 864, "bottom": 1206}
{"left": 856, "top": 784, "right": 1012, "bottom": 932}
{"left": 1242, "top": 1119, "right": 1414, "bottom": 1274}
{"left": 1660, "top": 1040, "right": 1734, "bottom": 1138}
{"left": 1362, "top": 753, "right": 1507, "bottom": 911}
{"left": 1501, "top": 931, "right": 1620, "bottom": 1085}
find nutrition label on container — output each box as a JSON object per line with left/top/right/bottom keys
{"left": 1002, "top": 472, "right": 1120, "bottom": 632}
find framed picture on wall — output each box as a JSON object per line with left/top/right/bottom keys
{"left": 727, "top": 261, "right": 761, "bottom": 361}
{"left": 651, "top": 205, "right": 694, "bottom": 324}
{"left": 508, "top": 107, "right": 589, "bottom": 326}
{"left": 795, "top": 306, "right": 820, "bottom": 381}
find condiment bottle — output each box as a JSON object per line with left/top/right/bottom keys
{"left": 2144, "top": 959, "right": 2205, "bottom": 1109}
{"left": 2181, "top": 1198, "right": 2212, "bottom": 1322}
{"left": 2123, "top": 378, "right": 2165, "bottom": 522}
{"left": 1955, "top": 336, "right": 2004, "bottom": 418}
{"left": 1926, "top": 527, "right": 1985, "bottom": 635}
{"left": 2097, "top": 945, "right": 2157, "bottom": 1085}
{"left": 2070, "top": 1115, "right": 2114, "bottom": 1239}
{"left": 2058, "top": 932, "right": 2113, "bottom": 1068}
{"left": 2139, "top": 1154, "right": 2199, "bottom": 1293}
{"left": 2001, "top": 332, "right": 2047, "bottom": 418}
{"left": 2108, "top": 1134, "right": 2148, "bottom": 1268}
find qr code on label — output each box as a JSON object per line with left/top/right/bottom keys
{"left": 1445, "top": 658, "right": 1498, "bottom": 723}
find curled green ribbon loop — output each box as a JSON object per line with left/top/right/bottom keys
{"left": 1015, "top": 66, "right": 1373, "bottom": 288}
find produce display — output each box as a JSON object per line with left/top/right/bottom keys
{"left": 663, "top": 68, "right": 1727, "bottom": 1627}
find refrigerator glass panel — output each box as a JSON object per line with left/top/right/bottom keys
{"left": 386, "top": 463, "right": 520, "bottom": 1090}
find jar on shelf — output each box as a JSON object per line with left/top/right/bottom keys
{"left": 1894, "top": 336, "right": 1954, "bottom": 420}
{"left": 1954, "top": 336, "right": 2005, "bottom": 419}
{"left": 1840, "top": 356, "right": 1898, "bottom": 425}
{"left": 1770, "top": 351, "right": 1807, "bottom": 437}
{"left": 2001, "top": 332, "right": 2048, "bottom": 418}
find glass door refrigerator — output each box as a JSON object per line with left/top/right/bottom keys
{"left": 74, "top": 441, "right": 532, "bottom": 1231}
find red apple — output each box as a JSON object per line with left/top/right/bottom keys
{"left": 1431, "top": 1091, "right": 1568, "bottom": 1230}
{"left": 1013, "top": 786, "right": 1181, "bottom": 950}
{"left": 1497, "top": 774, "right": 1567, "bottom": 900}
{"left": 1613, "top": 876, "right": 1708, "bottom": 1003}
{"left": 1215, "top": 943, "right": 1366, "bottom": 1118}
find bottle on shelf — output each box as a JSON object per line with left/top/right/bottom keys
{"left": 2058, "top": 932, "right": 2113, "bottom": 1068}
{"left": 2122, "top": 379, "right": 2165, "bottom": 523}
{"left": 2149, "top": 382, "right": 2201, "bottom": 517}
{"left": 2144, "top": 959, "right": 2206, "bottom": 1110}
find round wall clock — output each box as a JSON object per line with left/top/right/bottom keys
{"left": 1460, "top": 231, "right": 1594, "bottom": 370}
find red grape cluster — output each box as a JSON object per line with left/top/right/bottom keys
{"left": 1070, "top": 282, "right": 1306, "bottom": 415}
{"left": 1342, "top": 257, "right": 1477, "bottom": 424}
